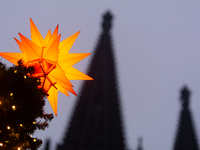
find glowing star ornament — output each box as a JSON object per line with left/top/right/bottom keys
{"left": 0, "top": 18, "right": 93, "bottom": 116}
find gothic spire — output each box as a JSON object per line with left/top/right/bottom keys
{"left": 56, "top": 11, "right": 126, "bottom": 150}
{"left": 180, "top": 86, "right": 190, "bottom": 108}
{"left": 102, "top": 11, "right": 112, "bottom": 32}
{"left": 43, "top": 139, "right": 50, "bottom": 150}
{"left": 137, "top": 137, "right": 143, "bottom": 150}
{"left": 173, "top": 86, "right": 199, "bottom": 150}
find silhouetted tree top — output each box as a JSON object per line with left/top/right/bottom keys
{"left": 180, "top": 86, "right": 190, "bottom": 108}
{"left": 102, "top": 11, "right": 113, "bottom": 32}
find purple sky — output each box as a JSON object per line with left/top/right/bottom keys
{"left": 1, "top": 1, "right": 200, "bottom": 150}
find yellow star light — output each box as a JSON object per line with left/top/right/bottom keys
{"left": 0, "top": 18, "right": 93, "bottom": 116}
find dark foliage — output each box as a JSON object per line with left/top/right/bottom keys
{"left": 0, "top": 60, "right": 53, "bottom": 150}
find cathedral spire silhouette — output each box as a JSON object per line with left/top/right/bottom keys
{"left": 56, "top": 11, "right": 126, "bottom": 150}
{"left": 137, "top": 137, "right": 143, "bottom": 150}
{"left": 44, "top": 139, "right": 50, "bottom": 150}
{"left": 173, "top": 86, "right": 199, "bottom": 150}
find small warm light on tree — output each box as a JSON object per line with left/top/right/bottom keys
{"left": 14, "top": 70, "right": 17, "bottom": 73}
{"left": 24, "top": 75, "right": 27, "bottom": 79}
{"left": 33, "top": 139, "right": 36, "bottom": 142}
{"left": 33, "top": 122, "right": 35, "bottom": 124}
{"left": 12, "top": 105, "right": 16, "bottom": 110}
{"left": 0, "top": 143, "right": 3, "bottom": 147}
{"left": 0, "top": 101, "right": 1, "bottom": 105}
{"left": 20, "top": 124, "right": 23, "bottom": 127}
{"left": 10, "top": 93, "right": 13, "bottom": 96}
{"left": 30, "top": 135, "right": 32, "bottom": 137}
{"left": 18, "top": 147, "right": 21, "bottom": 150}
{"left": 5, "top": 141, "right": 8, "bottom": 143}
{"left": 7, "top": 126, "right": 10, "bottom": 130}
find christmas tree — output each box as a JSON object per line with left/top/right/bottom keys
{"left": 0, "top": 60, "right": 54, "bottom": 150}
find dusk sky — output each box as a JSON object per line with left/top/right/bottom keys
{"left": 1, "top": 1, "right": 200, "bottom": 150}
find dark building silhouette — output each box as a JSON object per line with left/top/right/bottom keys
{"left": 44, "top": 139, "right": 51, "bottom": 150}
{"left": 173, "top": 86, "right": 199, "bottom": 150}
{"left": 42, "top": 11, "right": 200, "bottom": 150}
{"left": 137, "top": 137, "right": 143, "bottom": 150}
{"left": 55, "top": 11, "right": 126, "bottom": 150}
